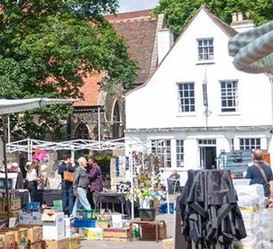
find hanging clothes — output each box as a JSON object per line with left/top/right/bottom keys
{"left": 178, "top": 169, "right": 247, "bottom": 248}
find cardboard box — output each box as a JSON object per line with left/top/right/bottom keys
{"left": 162, "top": 238, "right": 174, "bottom": 249}
{"left": 79, "top": 227, "right": 103, "bottom": 240}
{"left": 42, "top": 212, "right": 65, "bottom": 240}
{"left": 43, "top": 237, "right": 69, "bottom": 249}
{"left": 16, "top": 225, "right": 43, "bottom": 243}
{"left": 68, "top": 235, "right": 82, "bottom": 249}
{"left": 27, "top": 226, "right": 43, "bottom": 243}
{"left": 103, "top": 227, "right": 131, "bottom": 241}
{"left": 0, "top": 235, "right": 4, "bottom": 249}
{"left": 28, "top": 241, "right": 43, "bottom": 249}
{"left": 0, "top": 231, "right": 16, "bottom": 249}
{"left": 1, "top": 228, "right": 28, "bottom": 245}
{"left": 96, "top": 220, "right": 111, "bottom": 229}
{"left": 0, "top": 197, "right": 21, "bottom": 212}
{"left": 19, "top": 211, "right": 42, "bottom": 225}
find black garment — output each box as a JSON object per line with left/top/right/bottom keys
{"left": 27, "top": 181, "right": 37, "bottom": 202}
{"left": 178, "top": 170, "right": 247, "bottom": 248}
{"left": 15, "top": 171, "right": 24, "bottom": 189}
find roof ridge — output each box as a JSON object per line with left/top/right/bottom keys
{"left": 110, "top": 16, "right": 156, "bottom": 23}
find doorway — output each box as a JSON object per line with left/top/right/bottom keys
{"left": 199, "top": 140, "right": 217, "bottom": 169}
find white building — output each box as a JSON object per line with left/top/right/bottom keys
{"left": 124, "top": 6, "right": 273, "bottom": 183}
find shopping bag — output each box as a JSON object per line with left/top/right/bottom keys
{"left": 63, "top": 171, "right": 74, "bottom": 182}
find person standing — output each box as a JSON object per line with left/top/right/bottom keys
{"left": 71, "top": 157, "right": 91, "bottom": 218}
{"left": 88, "top": 156, "right": 103, "bottom": 209}
{"left": 245, "top": 149, "right": 273, "bottom": 207}
{"left": 58, "top": 155, "right": 76, "bottom": 215}
{"left": 9, "top": 162, "right": 24, "bottom": 189}
{"left": 167, "top": 169, "right": 181, "bottom": 194}
{"left": 25, "top": 161, "right": 40, "bottom": 202}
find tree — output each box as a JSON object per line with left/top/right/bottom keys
{"left": 0, "top": 0, "right": 138, "bottom": 140}
{"left": 153, "top": 0, "right": 273, "bottom": 37}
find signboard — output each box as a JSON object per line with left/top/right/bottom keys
{"left": 202, "top": 83, "right": 208, "bottom": 106}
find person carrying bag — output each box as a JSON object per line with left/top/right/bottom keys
{"left": 58, "top": 155, "right": 77, "bottom": 215}
{"left": 245, "top": 149, "right": 273, "bottom": 208}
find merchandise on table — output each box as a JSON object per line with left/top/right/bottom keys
{"left": 78, "top": 227, "right": 103, "bottom": 240}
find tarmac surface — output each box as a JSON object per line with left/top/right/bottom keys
{"left": 80, "top": 203, "right": 273, "bottom": 249}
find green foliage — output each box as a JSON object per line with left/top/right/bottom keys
{"left": 0, "top": 0, "right": 137, "bottom": 138}
{"left": 154, "top": 0, "right": 273, "bottom": 36}
{"left": 93, "top": 151, "right": 111, "bottom": 174}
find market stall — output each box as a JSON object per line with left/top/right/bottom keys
{"left": 0, "top": 98, "right": 77, "bottom": 218}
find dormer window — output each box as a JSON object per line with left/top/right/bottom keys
{"left": 197, "top": 38, "right": 214, "bottom": 61}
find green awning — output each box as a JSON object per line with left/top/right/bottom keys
{"left": 228, "top": 21, "right": 273, "bottom": 74}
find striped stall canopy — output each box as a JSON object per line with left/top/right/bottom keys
{"left": 228, "top": 21, "right": 273, "bottom": 74}
{"left": 0, "top": 98, "right": 77, "bottom": 115}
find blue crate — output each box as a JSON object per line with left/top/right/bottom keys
{"left": 73, "top": 218, "right": 96, "bottom": 228}
{"left": 24, "top": 202, "right": 41, "bottom": 212}
{"left": 159, "top": 202, "right": 174, "bottom": 214}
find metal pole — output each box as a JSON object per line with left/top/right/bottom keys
{"left": 98, "top": 106, "right": 101, "bottom": 150}
{"left": 7, "top": 115, "right": 10, "bottom": 144}
{"left": 129, "top": 148, "right": 134, "bottom": 219}
{"left": 2, "top": 115, "right": 10, "bottom": 222}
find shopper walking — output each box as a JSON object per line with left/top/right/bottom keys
{"left": 88, "top": 156, "right": 103, "bottom": 209}
{"left": 58, "top": 155, "right": 77, "bottom": 215}
{"left": 245, "top": 149, "right": 273, "bottom": 207}
{"left": 71, "top": 157, "right": 91, "bottom": 218}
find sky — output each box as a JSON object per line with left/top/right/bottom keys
{"left": 118, "top": 0, "right": 160, "bottom": 13}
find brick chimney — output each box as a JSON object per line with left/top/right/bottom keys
{"left": 230, "top": 12, "right": 255, "bottom": 33}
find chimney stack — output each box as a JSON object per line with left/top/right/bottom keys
{"left": 158, "top": 28, "right": 174, "bottom": 64}
{"left": 230, "top": 12, "right": 255, "bottom": 33}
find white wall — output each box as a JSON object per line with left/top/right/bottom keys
{"left": 126, "top": 8, "right": 273, "bottom": 130}
{"left": 125, "top": 8, "right": 273, "bottom": 173}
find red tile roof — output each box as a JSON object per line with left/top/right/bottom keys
{"left": 75, "top": 9, "right": 158, "bottom": 107}
{"left": 73, "top": 72, "right": 102, "bottom": 107}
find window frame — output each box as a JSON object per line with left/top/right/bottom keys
{"left": 176, "top": 140, "right": 184, "bottom": 167}
{"left": 177, "top": 82, "right": 195, "bottom": 113}
{"left": 239, "top": 138, "right": 261, "bottom": 150}
{"left": 151, "top": 139, "right": 172, "bottom": 168}
{"left": 197, "top": 38, "right": 214, "bottom": 61}
{"left": 220, "top": 80, "right": 239, "bottom": 113}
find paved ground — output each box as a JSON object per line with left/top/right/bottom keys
{"left": 80, "top": 206, "right": 273, "bottom": 249}
{"left": 80, "top": 213, "right": 174, "bottom": 249}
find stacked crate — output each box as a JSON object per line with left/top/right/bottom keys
{"left": 103, "top": 227, "right": 131, "bottom": 241}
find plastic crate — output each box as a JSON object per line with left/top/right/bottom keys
{"left": 73, "top": 218, "right": 96, "bottom": 228}
{"left": 76, "top": 209, "right": 96, "bottom": 219}
{"left": 159, "top": 202, "right": 174, "bottom": 214}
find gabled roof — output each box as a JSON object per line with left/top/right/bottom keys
{"left": 105, "top": 9, "right": 159, "bottom": 85}
{"left": 126, "top": 5, "right": 238, "bottom": 95}
{"left": 201, "top": 6, "right": 237, "bottom": 37}
{"left": 74, "top": 9, "right": 159, "bottom": 108}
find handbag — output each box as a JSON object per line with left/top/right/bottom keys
{"left": 63, "top": 170, "right": 74, "bottom": 182}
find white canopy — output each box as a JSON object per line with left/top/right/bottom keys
{"left": 0, "top": 98, "right": 77, "bottom": 115}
